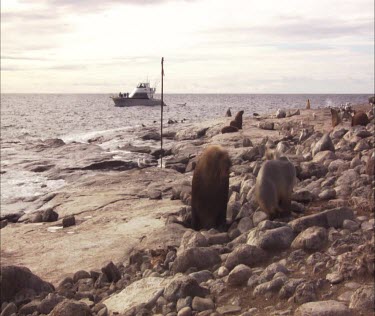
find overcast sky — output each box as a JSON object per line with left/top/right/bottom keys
{"left": 1, "top": 0, "right": 374, "bottom": 93}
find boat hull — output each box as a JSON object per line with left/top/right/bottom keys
{"left": 111, "top": 97, "right": 165, "bottom": 107}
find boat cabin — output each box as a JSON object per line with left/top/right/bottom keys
{"left": 129, "top": 82, "right": 156, "bottom": 99}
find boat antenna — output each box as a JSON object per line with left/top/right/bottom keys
{"left": 160, "top": 57, "right": 164, "bottom": 168}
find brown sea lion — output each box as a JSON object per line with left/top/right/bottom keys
{"left": 226, "top": 108, "right": 232, "bottom": 117}
{"left": 221, "top": 126, "right": 238, "bottom": 134}
{"left": 330, "top": 108, "right": 341, "bottom": 127}
{"left": 230, "top": 110, "right": 244, "bottom": 129}
{"left": 255, "top": 156, "right": 296, "bottom": 219}
{"left": 351, "top": 111, "right": 369, "bottom": 126}
{"left": 191, "top": 145, "right": 231, "bottom": 230}
{"left": 306, "top": 99, "right": 311, "bottom": 109}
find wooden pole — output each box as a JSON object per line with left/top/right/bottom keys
{"left": 160, "top": 57, "right": 164, "bottom": 168}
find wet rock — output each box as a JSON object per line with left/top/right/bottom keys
{"left": 289, "top": 207, "right": 354, "bottom": 233}
{"left": 192, "top": 297, "right": 214, "bottom": 311}
{"left": 172, "top": 247, "right": 221, "bottom": 273}
{"left": 101, "top": 261, "right": 121, "bottom": 283}
{"left": 227, "top": 264, "right": 252, "bottom": 286}
{"left": 49, "top": 299, "right": 92, "bottom": 316}
{"left": 349, "top": 285, "right": 374, "bottom": 311}
{"left": 62, "top": 215, "right": 76, "bottom": 228}
{"left": 291, "top": 227, "right": 328, "bottom": 251}
{"left": 312, "top": 134, "right": 335, "bottom": 156}
{"left": 164, "top": 276, "right": 209, "bottom": 302}
{"left": 295, "top": 300, "right": 353, "bottom": 316}
{"left": 0, "top": 265, "right": 54, "bottom": 303}
{"left": 247, "top": 226, "right": 294, "bottom": 251}
{"left": 37, "top": 293, "right": 64, "bottom": 314}
{"left": 225, "top": 244, "right": 267, "bottom": 270}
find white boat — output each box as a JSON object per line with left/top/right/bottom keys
{"left": 111, "top": 82, "right": 165, "bottom": 107}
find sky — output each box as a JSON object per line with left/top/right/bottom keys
{"left": 1, "top": 0, "right": 374, "bottom": 93}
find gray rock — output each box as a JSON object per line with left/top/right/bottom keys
{"left": 217, "top": 266, "right": 229, "bottom": 277}
{"left": 342, "top": 220, "right": 359, "bottom": 231}
{"left": 258, "top": 263, "right": 289, "bottom": 283}
{"left": 148, "top": 189, "right": 162, "bottom": 200}
{"left": 225, "top": 244, "right": 267, "bottom": 270}
{"left": 253, "top": 277, "right": 286, "bottom": 296}
{"left": 176, "top": 297, "right": 192, "bottom": 312}
{"left": 227, "top": 264, "right": 252, "bottom": 286}
{"left": 42, "top": 208, "right": 59, "bottom": 222}
{"left": 237, "top": 217, "right": 253, "bottom": 233}
{"left": 292, "top": 282, "right": 317, "bottom": 304}
{"left": 312, "top": 151, "right": 336, "bottom": 163}
{"left": 0, "top": 265, "right": 54, "bottom": 303}
{"left": 73, "top": 270, "right": 91, "bottom": 283}
{"left": 101, "top": 261, "right": 121, "bottom": 283}
{"left": 252, "top": 211, "right": 268, "bottom": 226}
{"left": 0, "top": 302, "right": 17, "bottom": 316}
{"left": 258, "top": 122, "right": 274, "bottom": 130}
{"left": 349, "top": 285, "right": 374, "bottom": 311}
{"left": 292, "top": 190, "right": 314, "bottom": 203}
{"left": 291, "top": 201, "right": 305, "bottom": 214}
{"left": 178, "top": 231, "right": 208, "bottom": 254}
{"left": 192, "top": 297, "right": 214, "bottom": 311}
{"left": 177, "top": 306, "right": 192, "bottom": 316}
{"left": 49, "top": 300, "right": 92, "bottom": 316}
{"left": 295, "top": 300, "right": 353, "bottom": 316}
{"left": 243, "top": 138, "right": 253, "bottom": 147}
{"left": 279, "top": 278, "right": 305, "bottom": 299}
{"left": 206, "top": 233, "right": 229, "bottom": 245}
{"left": 172, "top": 247, "right": 221, "bottom": 273}
{"left": 189, "top": 270, "right": 213, "bottom": 284}
{"left": 319, "top": 189, "right": 336, "bottom": 200}
{"left": 291, "top": 226, "right": 328, "bottom": 251}
{"left": 227, "top": 200, "right": 242, "bottom": 222}
{"left": 336, "top": 169, "right": 360, "bottom": 186}
{"left": 18, "top": 300, "right": 40, "bottom": 315}
{"left": 312, "top": 134, "right": 335, "bottom": 156}
{"left": 37, "top": 293, "right": 64, "bottom": 314}
{"left": 289, "top": 207, "right": 354, "bottom": 233}
{"left": 326, "top": 272, "right": 343, "bottom": 284}
{"left": 276, "top": 109, "right": 286, "bottom": 118}
{"left": 247, "top": 226, "right": 295, "bottom": 251}
{"left": 62, "top": 215, "right": 76, "bottom": 228}
{"left": 216, "top": 305, "right": 242, "bottom": 314}
{"left": 299, "top": 162, "right": 328, "bottom": 180}
{"left": 164, "top": 276, "right": 209, "bottom": 302}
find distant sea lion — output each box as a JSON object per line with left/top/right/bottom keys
{"left": 221, "top": 126, "right": 239, "bottom": 134}
{"left": 255, "top": 156, "right": 296, "bottom": 219}
{"left": 351, "top": 111, "right": 369, "bottom": 127}
{"left": 226, "top": 108, "right": 232, "bottom": 117}
{"left": 330, "top": 108, "right": 341, "bottom": 127}
{"left": 306, "top": 99, "right": 311, "bottom": 110}
{"left": 369, "top": 96, "right": 375, "bottom": 105}
{"left": 191, "top": 145, "right": 231, "bottom": 230}
{"left": 230, "top": 110, "right": 244, "bottom": 129}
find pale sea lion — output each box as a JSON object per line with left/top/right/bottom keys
{"left": 255, "top": 156, "right": 296, "bottom": 219}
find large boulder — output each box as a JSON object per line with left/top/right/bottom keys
{"left": 0, "top": 266, "right": 54, "bottom": 303}
{"left": 172, "top": 247, "right": 221, "bottom": 273}
{"left": 312, "top": 134, "right": 335, "bottom": 156}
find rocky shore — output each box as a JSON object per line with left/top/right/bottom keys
{"left": 1, "top": 104, "right": 374, "bottom": 316}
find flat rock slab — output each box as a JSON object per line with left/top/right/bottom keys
{"left": 104, "top": 277, "right": 169, "bottom": 314}
{"left": 295, "top": 300, "right": 353, "bottom": 316}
